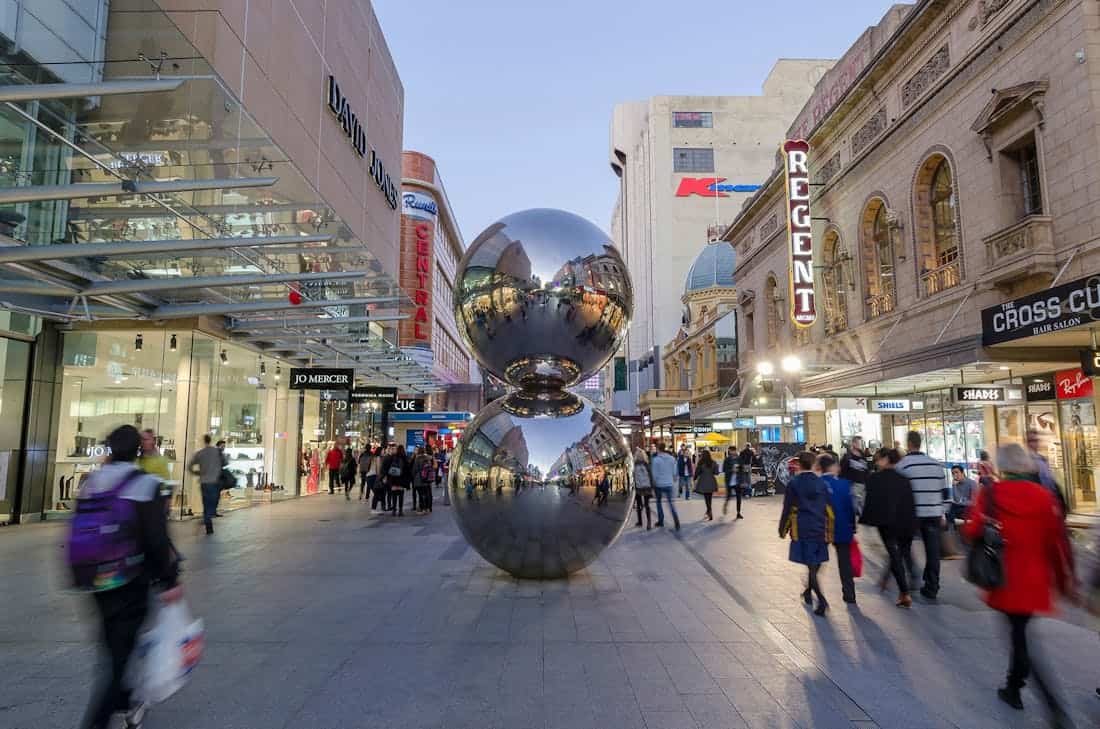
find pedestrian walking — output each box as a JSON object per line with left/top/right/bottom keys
{"left": 840, "top": 436, "right": 869, "bottom": 516}
{"left": 380, "top": 443, "right": 409, "bottom": 516}
{"left": 947, "top": 465, "right": 976, "bottom": 532}
{"left": 736, "top": 442, "right": 754, "bottom": 507}
{"left": 138, "top": 429, "right": 170, "bottom": 483}
{"left": 860, "top": 447, "right": 917, "bottom": 607}
{"left": 325, "top": 441, "right": 343, "bottom": 494}
{"left": 649, "top": 442, "right": 681, "bottom": 531}
{"left": 721, "top": 446, "right": 740, "bottom": 517}
{"left": 779, "top": 451, "right": 834, "bottom": 616}
{"left": 978, "top": 450, "right": 1000, "bottom": 488}
{"left": 341, "top": 446, "right": 357, "bottom": 500}
{"left": 961, "top": 443, "right": 1074, "bottom": 727}
{"left": 820, "top": 453, "right": 857, "bottom": 604}
{"left": 413, "top": 445, "right": 436, "bottom": 514}
{"left": 187, "top": 434, "right": 223, "bottom": 535}
{"left": 358, "top": 446, "right": 377, "bottom": 501}
{"left": 677, "top": 444, "right": 694, "bottom": 499}
{"left": 72, "top": 425, "right": 181, "bottom": 729}
{"left": 632, "top": 448, "right": 654, "bottom": 529}
{"left": 693, "top": 448, "right": 720, "bottom": 521}
{"left": 897, "top": 431, "right": 949, "bottom": 600}
{"left": 1027, "top": 429, "right": 1069, "bottom": 517}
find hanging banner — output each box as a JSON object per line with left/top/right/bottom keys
{"left": 782, "top": 139, "right": 816, "bottom": 328}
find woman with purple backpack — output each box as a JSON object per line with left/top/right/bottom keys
{"left": 69, "top": 424, "right": 181, "bottom": 729}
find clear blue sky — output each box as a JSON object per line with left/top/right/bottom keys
{"left": 374, "top": 0, "right": 901, "bottom": 244}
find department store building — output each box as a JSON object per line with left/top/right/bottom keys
{"left": 0, "top": 0, "right": 444, "bottom": 524}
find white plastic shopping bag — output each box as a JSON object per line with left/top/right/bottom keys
{"left": 137, "top": 599, "right": 204, "bottom": 703}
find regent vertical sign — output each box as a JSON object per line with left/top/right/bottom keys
{"left": 783, "top": 139, "right": 816, "bottom": 328}
{"left": 414, "top": 222, "right": 431, "bottom": 340}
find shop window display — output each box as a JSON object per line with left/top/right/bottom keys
{"left": 0, "top": 338, "right": 32, "bottom": 523}
{"left": 1060, "top": 398, "right": 1098, "bottom": 513}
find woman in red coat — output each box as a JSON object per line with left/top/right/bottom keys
{"left": 962, "top": 443, "right": 1073, "bottom": 726}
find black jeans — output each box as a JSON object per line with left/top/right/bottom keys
{"left": 83, "top": 580, "right": 149, "bottom": 729}
{"left": 834, "top": 542, "right": 855, "bottom": 602}
{"left": 701, "top": 492, "right": 713, "bottom": 517}
{"left": 877, "top": 526, "right": 910, "bottom": 594}
{"left": 1005, "top": 613, "right": 1063, "bottom": 714}
{"left": 200, "top": 482, "right": 220, "bottom": 528}
{"left": 328, "top": 468, "right": 339, "bottom": 494}
{"left": 724, "top": 474, "right": 742, "bottom": 515}
{"left": 634, "top": 490, "right": 652, "bottom": 527}
{"left": 417, "top": 485, "right": 432, "bottom": 512}
{"left": 371, "top": 483, "right": 387, "bottom": 510}
{"left": 389, "top": 488, "right": 404, "bottom": 515}
{"left": 917, "top": 516, "right": 942, "bottom": 597}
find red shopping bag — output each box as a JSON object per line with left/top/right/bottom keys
{"left": 850, "top": 539, "right": 863, "bottom": 578}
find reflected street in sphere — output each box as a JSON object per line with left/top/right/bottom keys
{"left": 454, "top": 208, "right": 633, "bottom": 390}
{"left": 449, "top": 391, "right": 633, "bottom": 579}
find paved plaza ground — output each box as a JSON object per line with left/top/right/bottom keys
{"left": 3, "top": 491, "right": 1100, "bottom": 729}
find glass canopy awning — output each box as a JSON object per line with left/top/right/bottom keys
{"left": 0, "top": 1, "right": 442, "bottom": 393}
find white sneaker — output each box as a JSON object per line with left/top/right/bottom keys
{"left": 125, "top": 701, "right": 147, "bottom": 728}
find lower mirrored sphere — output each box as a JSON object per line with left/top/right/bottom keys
{"left": 450, "top": 391, "right": 633, "bottom": 579}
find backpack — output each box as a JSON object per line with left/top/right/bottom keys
{"left": 419, "top": 459, "right": 435, "bottom": 484}
{"left": 67, "top": 469, "right": 147, "bottom": 592}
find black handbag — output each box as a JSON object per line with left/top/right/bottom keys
{"left": 965, "top": 484, "right": 1004, "bottom": 589}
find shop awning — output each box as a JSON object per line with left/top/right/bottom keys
{"left": 0, "top": 0, "right": 446, "bottom": 394}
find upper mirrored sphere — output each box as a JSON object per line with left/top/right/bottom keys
{"left": 454, "top": 209, "right": 633, "bottom": 389}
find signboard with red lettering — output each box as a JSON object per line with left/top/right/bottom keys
{"left": 1056, "top": 367, "right": 1094, "bottom": 400}
{"left": 413, "top": 221, "right": 431, "bottom": 341}
{"left": 782, "top": 140, "right": 815, "bottom": 328}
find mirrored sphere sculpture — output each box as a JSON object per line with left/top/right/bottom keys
{"left": 453, "top": 208, "right": 633, "bottom": 390}
{"left": 449, "top": 391, "right": 633, "bottom": 579}
{"left": 451, "top": 209, "right": 635, "bottom": 579}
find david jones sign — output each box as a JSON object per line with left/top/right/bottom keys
{"left": 782, "top": 140, "right": 816, "bottom": 328}
{"left": 326, "top": 76, "right": 398, "bottom": 210}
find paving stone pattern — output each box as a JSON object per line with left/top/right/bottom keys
{"left": 2, "top": 492, "right": 1099, "bottom": 729}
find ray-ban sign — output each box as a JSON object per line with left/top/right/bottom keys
{"left": 289, "top": 368, "right": 353, "bottom": 390}
{"left": 783, "top": 140, "right": 816, "bottom": 328}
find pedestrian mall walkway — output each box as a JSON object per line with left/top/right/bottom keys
{"left": 3, "top": 492, "right": 1099, "bottom": 729}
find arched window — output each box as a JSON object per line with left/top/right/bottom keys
{"left": 764, "top": 275, "right": 780, "bottom": 348}
{"left": 822, "top": 232, "right": 848, "bottom": 333}
{"left": 861, "top": 199, "right": 896, "bottom": 318}
{"left": 914, "top": 154, "right": 962, "bottom": 296}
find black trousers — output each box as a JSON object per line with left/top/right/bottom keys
{"left": 371, "top": 484, "right": 387, "bottom": 510}
{"left": 917, "top": 516, "right": 942, "bottom": 596}
{"left": 83, "top": 580, "right": 149, "bottom": 729}
{"left": 634, "top": 491, "right": 652, "bottom": 527}
{"left": 877, "top": 526, "right": 911, "bottom": 594}
{"left": 1005, "top": 613, "right": 1063, "bottom": 714}
{"left": 417, "top": 485, "right": 433, "bottom": 512}
{"left": 724, "top": 475, "right": 742, "bottom": 515}
{"left": 834, "top": 542, "right": 855, "bottom": 602}
{"left": 328, "top": 468, "right": 339, "bottom": 493}
{"left": 701, "top": 492, "right": 713, "bottom": 516}
{"left": 389, "top": 488, "right": 404, "bottom": 515}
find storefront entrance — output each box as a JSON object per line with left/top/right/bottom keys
{"left": 0, "top": 337, "right": 34, "bottom": 524}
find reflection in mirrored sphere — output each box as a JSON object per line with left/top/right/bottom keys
{"left": 454, "top": 208, "right": 632, "bottom": 390}
{"left": 449, "top": 392, "right": 633, "bottom": 579}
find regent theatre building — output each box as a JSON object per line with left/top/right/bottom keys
{"left": 0, "top": 0, "right": 449, "bottom": 525}
{"left": 721, "top": 0, "right": 1100, "bottom": 517}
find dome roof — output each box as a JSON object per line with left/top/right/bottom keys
{"left": 685, "top": 241, "right": 736, "bottom": 293}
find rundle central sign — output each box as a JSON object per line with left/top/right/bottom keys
{"left": 782, "top": 139, "right": 816, "bottom": 328}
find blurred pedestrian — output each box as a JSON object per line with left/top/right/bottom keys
{"left": 962, "top": 443, "right": 1074, "bottom": 726}
{"left": 325, "top": 441, "right": 343, "bottom": 494}
{"left": 820, "top": 453, "right": 857, "bottom": 604}
{"left": 632, "top": 448, "right": 654, "bottom": 529}
{"left": 722, "top": 446, "right": 741, "bottom": 518}
{"left": 779, "top": 451, "right": 834, "bottom": 616}
{"left": 650, "top": 442, "right": 680, "bottom": 531}
{"left": 74, "top": 425, "right": 181, "bottom": 729}
{"left": 413, "top": 445, "right": 436, "bottom": 514}
{"left": 861, "top": 447, "right": 917, "bottom": 607}
{"left": 340, "top": 446, "right": 356, "bottom": 501}
{"left": 840, "top": 436, "right": 869, "bottom": 516}
{"left": 693, "top": 448, "right": 720, "bottom": 521}
{"left": 187, "top": 434, "right": 222, "bottom": 535}
{"left": 138, "top": 429, "right": 169, "bottom": 482}
{"left": 380, "top": 443, "right": 409, "bottom": 516}
{"left": 677, "top": 444, "right": 694, "bottom": 499}
{"left": 358, "top": 446, "right": 378, "bottom": 501}
{"left": 1027, "top": 429, "right": 1069, "bottom": 517}
{"left": 897, "top": 431, "right": 948, "bottom": 600}
{"left": 978, "top": 449, "right": 999, "bottom": 488}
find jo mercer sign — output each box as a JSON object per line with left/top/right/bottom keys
{"left": 981, "top": 274, "right": 1100, "bottom": 345}
{"left": 783, "top": 140, "right": 816, "bottom": 328}
{"left": 289, "top": 368, "right": 353, "bottom": 390}
{"left": 675, "top": 178, "right": 761, "bottom": 198}
{"left": 326, "top": 76, "right": 398, "bottom": 210}
{"left": 412, "top": 221, "right": 431, "bottom": 341}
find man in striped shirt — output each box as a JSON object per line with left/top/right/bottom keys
{"left": 897, "top": 431, "right": 949, "bottom": 600}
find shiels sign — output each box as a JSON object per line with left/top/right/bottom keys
{"left": 981, "top": 273, "right": 1100, "bottom": 345}
{"left": 783, "top": 140, "right": 816, "bottom": 327}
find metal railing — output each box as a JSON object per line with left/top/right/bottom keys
{"left": 920, "top": 257, "right": 962, "bottom": 297}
